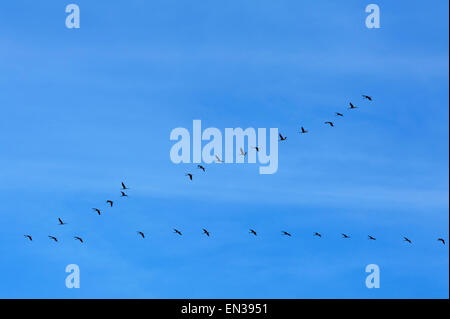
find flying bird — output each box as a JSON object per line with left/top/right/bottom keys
{"left": 335, "top": 112, "right": 344, "bottom": 117}
{"left": 300, "top": 126, "right": 308, "bottom": 134}
{"left": 106, "top": 200, "right": 113, "bottom": 207}
{"left": 438, "top": 238, "right": 445, "bottom": 245}
{"left": 362, "top": 95, "right": 372, "bottom": 101}
{"left": 282, "top": 231, "right": 292, "bottom": 237}
{"left": 252, "top": 146, "right": 260, "bottom": 152}
{"left": 215, "top": 155, "right": 223, "bottom": 163}
{"left": 342, "top": 233, "right": 350, "bottom": 239}
{"left": 185, "top": 173, "right": 193, "bottom": 181}
{"left": 24, "top": 235, "right": 32, "bottom": 241}
{"left": 348, "top": 102, "right": 358, "bottom": 109}
{"left": 249, "top": 229, "right": 257, "bottom": 236}
{"left": 197, "top": 165, "right": 206, "bottom": 172}
{"left": 92, "top": 208, "right": 101, "bottom": 215}
{"left": 174, "top": 229, "right": 182, "bottom": 236}
{"left": 74, "top": 236, "right": 83, "bottom": 243}
{"left": 240, "top": 148, "right": 247, "bottom": 156}
{"left": 203, "top": 228, "right": 210, "bottom": 237}
{"left": 120, "top": 191, "right": 128, "bottom": 197}
{"left": 137, "top": 231, "right": 145, "bottom": 239}
{"left": 314, "top": 232, "right": 322, "bottom": 238}
{"left": 121, "top": 182, "right": 129, "bottom": 190}
{"left": 324, "top": 121, "right": 334, "bottom": 127}
{"left": 403, "top": 237, "right": 412, "bottom": 244}
{"left": 58, "top": 218, "right": 67, "bottom": 225}
{"left": 279, "top": 133, "right": 287, "bottom": 141}
{"left": 48, "top": 236, "right": 58, "bottom": 242}
{"left": 368, "top": 235, "right": 376, "bottom": 241}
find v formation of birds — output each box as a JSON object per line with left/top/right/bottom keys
{"left": 24, "top": 95, "right": 446, "bottom": 247}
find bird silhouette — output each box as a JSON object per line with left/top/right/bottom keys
{"left": 348, "top": 102, "right": 358, "bottom": 109}
{"left": 106, "top": 200, "right": 113, "bottom": 207}
{"left": 314, "top": 232, "right": 322, "bottom": 238}
{"left": 300, "top": 126, "right": 308, "bottom": 134}
{"left": 197, "top": 165, "right": 206, "bottom": 172}
{"left": 24, "top": 235, "right": 32, "bottom": 241}
{"left": 249, "top": 229, "right": 257, "bottom": 236}
{"left": 215, "top": 155, "right": 223, "bottom": 163}
{"left": 185, "top": 173, "right": 193, "bottom": 181}
{"left": 74, "top": 236, "right": 83, "bottom": 243}
{"left": 252, "top": 146, "right": 260, "bottom": 152}
{"left": 438, "top": 238, "right": 445, "bottom": 245}
{"left": 120, "top": 191, "right": 128, "bottom": 197}
{"left": 282, "top": 231, "right": 292, "bottom": 237}
{"left": 324, "top": 121, "right": 334, "bottom": 127}
{"left": 121, "top": 182, "right": 129, "bottom": 190}
{"left": 362, "top": 95, "right": 372, "bottom": 101}
{"left": 58, "top": 218, "right": 67, "bottom": 225}
{"left": 342, "top": 233, "right": 350, "bottom": 239}
{"left": 403, "top": 237, "right": 412, "bottom": 244}
{"left": 174, "top": 229, "right": 182, "bottom": 236}
{"left": 240, "top": 148, "right": 247, "bottom": 156}
{"left": 368, "top": 235, "right": 376, "bottom": 241}
{"left": 279, "top": 133, "right": 287, "bottom": 141}
{"left": 137, "top": 231, "right": 145, "bottom": 239}
{"left": 92, "top": 208, "right": 101, "bottom": 215}
{"left": 48, "top": 236, "right": 58, "bottom": 242}
{"left": 203, "top": 228, "right": 210, "bottom": 237}
{"left": 335, "top": 112, "right": 344, "bottom": 117}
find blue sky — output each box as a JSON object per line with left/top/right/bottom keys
{"left": 0, "top": 0, "right": 448, "bottom": 298}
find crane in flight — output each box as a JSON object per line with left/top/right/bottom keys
{"left": 348, "top": 102, "right": 358, "bottom": 110}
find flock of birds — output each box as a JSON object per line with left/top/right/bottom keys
{"left": 24, "top": 95, "right": 447, "bottom": 247}
{"left": 22, "top": 177, "right": 447, "bottom": 246}
{"left": 186, "top": 96, "right": 373, "bottom": 173}
{"left": 24, "top": 182, "right": 131, "bottom": 244}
